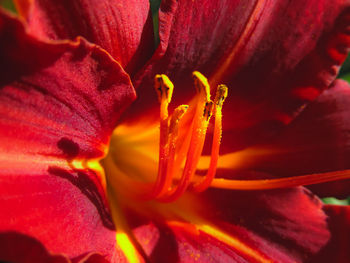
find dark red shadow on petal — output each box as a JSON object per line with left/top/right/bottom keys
{"left": 148, "top": 223, "right": 179, "bottom": 263}
{"left": 71, "top": 253, "right": 109, "bottom": 263}
{"left": 0, "top": 231, "right": 69, "bottom": 263}
{"left": 48, "top": 166, "right": 114, "bottom": 230}
{"left": 57, "top": 137, "right": 80, "bottom": 160}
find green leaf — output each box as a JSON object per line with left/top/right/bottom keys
{"left": 340, "top": 73, "right": 350, "bottom": 83}
{"left": 322, "top": 197, "right": 350, "bottom": 205}
{"left": 149, "top": 0, "right": 162, "bottom": 49}
{"left": 0, "top": 0, "right": 17, "bottom": 13}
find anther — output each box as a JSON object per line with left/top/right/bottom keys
{"left": 154, "top": 74, "right": 174, "bottom": 103}
{"left": 215, "top": 84, "right": 228, "bottom": 107}
{"left": 203, "top": 101, "right": 214, "bottom": 120}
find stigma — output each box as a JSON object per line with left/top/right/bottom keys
{"left": 148, "top": 71, "right": 228, "bottom": 202}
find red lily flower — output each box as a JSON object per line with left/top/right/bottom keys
{"left": 1, "top": 0, "right": 350, "bottom": 262}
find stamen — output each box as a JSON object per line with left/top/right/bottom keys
{"left": 155, "top": 72, "right": 212, "bottom": 201}
{"left": 158, "top": 105, "right": 189, "bottom": 197}
{"left": 193, "top": 85, "right": 228, "bottom": 192}
{"left": 165, "top": 71, "right": 212, "bottom": 188}
{"left": 149, "top": 72, "right": 226, "bottom": 202}
{"left": 149, "top": 74, "right": 174, "bottom": 198}
{"left": 192, "top": 71, "right": 211, "bottom": 101}
{"left": 160, "top": 100, "right": 214, "bottom": 202}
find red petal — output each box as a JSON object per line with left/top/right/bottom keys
{"left": 15, "top": 0, "right": 154, "bottom": 75}
{"left": 236, "top": 79, "right": 350, "bottom": 198}
{"left": 0, "top": 11, "right": 135, "bottom": 158}
{"left": 310, "top": 205, "right": 350, "bottom": 263}
{"left": 0, "top": 166, "right": 119, "bottom": 260}
{"left": 127, "top": 187, "right": 330, "bottom": 262}
{"left": 198, "top": 187, "right": 330, "bottom": 262}
{"left": 126, "top": 0, "right": 350, "bottom": 149}
{"left": 0, "top": 12, "right": 135, "bottom": 260}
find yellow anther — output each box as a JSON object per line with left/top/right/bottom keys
{"left": 203, "top": 101, "right": 214, "bottom": 120}
{"left": 215, "top": 84, "right": 228, "bottom": 107}
{"left": 169, "top": 105, "right": 189, "bottom": 134}
{"left": 154, "top": 74, "right": 174, "bottom": 103}
{"left": 192, "top": 71, "right": 210, "bottom": 101}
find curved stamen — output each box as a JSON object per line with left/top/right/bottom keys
{"left": 160, "top": 100, "right": 214, "bottom": 202}
{"left": 169, "top": 71, "right": 212, "bottom": 180}
{"left": 193, "top": 84, "right": 228, "bottom": 192}
{"left": 157, "top": 105, "right": 189, "bottom": 197}
{"left": 149, "top": 74, "right": 174, "bottom": 198}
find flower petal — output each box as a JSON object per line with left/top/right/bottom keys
{"left": 310, "top": 204, "right": 350, "bottom": 263}
{"left": 127, "top": 0, "right": 350, "bottom": 149}
{"left": 14, "top": 0, "right": 154, "bottom": 75}
{"left": 126, "top": 187, "right": 330, "bottom": 262}
{"left": 0, "top": 165, "right": 120, "bottom": 260}
{"left": 228, "top": 79, "right": 350, "bottom": 198}
{"left": 0, "top": 12, "right": 134, "bottom": 260}
{"left": 0, "top": 10, "right": 135, "bottom": 158}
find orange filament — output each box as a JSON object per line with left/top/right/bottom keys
{"left": 193, "top": 84, "right": 228, "bottom": 192}
{"left": 170, "top": 71, "right": 212, "bottom": 179}
{"left": 154, "top": 72, "right": 213, "bottom": 201}
{"left": 158, "top": 105, "right": 189, "bottom": 197}
{"left": 204, "top": 169, "right": 350, "bottom": 190}
{"left": 161, "top": 100, "right": 214, "bottom": 202}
